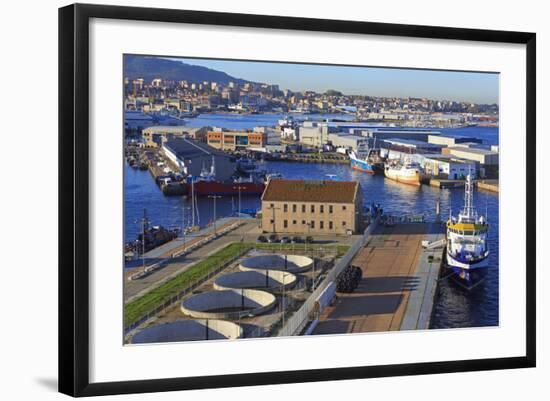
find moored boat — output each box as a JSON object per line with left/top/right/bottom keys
{"left": 349, "top": 141, "right": 385, "bottom": 174}
{"left": 191, "top": 180, "right": 265, "bottom": 196}
{"left": 384, "top": 158, "right": 422, "bottom": 186}
{"left": 446, "top": 172, "right": 490, "bottom": 289}
{"left": 186, "top": 160, "right": 265, "bottom": 196}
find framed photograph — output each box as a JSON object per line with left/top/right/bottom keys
{"left": 58, "top": 3, "right": 536, "bottom": 397}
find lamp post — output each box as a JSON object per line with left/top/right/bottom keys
{"left": 140, "top": 208, "right": 148, "bottom": 272}
{"left": 233, "top": 186, "right": 244, "bottom": 218}
{"left": 208, "top": 195, "right": 222, "bottom": 235}
{"left": 181, "top": 206, "right": 190, "bottom": 251}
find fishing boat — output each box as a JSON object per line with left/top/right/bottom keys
{"left": 349, "top": 141, "right": 385, "bottom": 174}
{"left": 446, "top": 172, "right": 490, "bottom": 289}
{"left": 384, "top": 158, "right": 422, "bottom": 186}
{"left": 236, "top": 157, "right": 257, "bottom": 174}
{"left": 187, "top": 158, "right": 265, "bottom": 196}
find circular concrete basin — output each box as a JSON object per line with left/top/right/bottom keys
{"left": 239, "top": 254, "right": 313, "bottom": 273}
{"left": 181, "top": 289, "right": 276, "bottom": 320}
{"left": 213, "top": 270, "right": 297, "bottom": 292}
{"left": 130, "top": 319, "right": 242, "bottom": 344}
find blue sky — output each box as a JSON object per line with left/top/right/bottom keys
{"left": 168, "top": 57, "right": 499, "bottom": 104}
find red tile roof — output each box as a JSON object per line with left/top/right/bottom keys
{"left": 262, "top": 179, "right": 359, "bottom": 203}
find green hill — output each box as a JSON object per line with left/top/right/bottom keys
{"left": 124, "top": 55, "right": 249, "bottom": 84}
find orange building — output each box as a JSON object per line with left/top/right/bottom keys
{"left": 207, "top": 130, "right": 267, "bottom": 151}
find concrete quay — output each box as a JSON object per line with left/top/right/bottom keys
{"left": 476, "top": 179, "right": 499, "bottom": 193}
{"left": 313, "top": 222, "right": 444, "bottom": 335}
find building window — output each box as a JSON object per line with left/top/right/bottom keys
{"left": 342, "top": 221, "right": 346, "bottom": 226}
{"left": 302, "top": 220, "right": 306, "bottom": 225}
{"left": 292, "top": 204, "right": 297, "bottom": 213}
{"left": 270, "top": 203, "right": 274, "bottom": 208}
{"left": 270, "top": 219, "right": 274, "bottom": 224}
{"left": 342, "top": 205, "right": 347, "bottom": 211}
{"left": 320, "top": 221, "right": 324, "bottom": 229}
{"left": 329, "top": 221, "right": 333, "bottom": 229}
{"left": 284, "top": 220, "right": 288, "bottom": 228}
{"left": 329, "top": 205, "right": 333, "bottom": 214}
{"left": 292, "top": 220, "right": 297, "bottom": 225}
{"left": 302, "top": 204, "right": 306, "bottom": 213}
{"left": 310, "top": 221, "right": 315, "bottom": 229}
{"left": 320, "top": 205, "right": 324, "bottom": 213}
{"left": 284, "top": 204, "right": 288, "bottom": 212}
{"left": 311, "top": 205, "right": 315, "bottom": 213}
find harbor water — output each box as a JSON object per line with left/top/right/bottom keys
{"left": 124, "top": 116, "right": 499, "bottom": 329}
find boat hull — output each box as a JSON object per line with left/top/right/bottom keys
{"left": 446, "top": 252, "right": 490, "bottom": 289}
{"left": 351, "top": 158, "right": 376, "bottom": 174}
{"left": 384, "top": 169, "right": 421, "bottom": 186}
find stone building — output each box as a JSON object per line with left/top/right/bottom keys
{"left": 261, "top": 179, "right": 362, "bottom": 235}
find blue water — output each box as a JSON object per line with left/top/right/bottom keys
{"left": 182, "top": 112, "right": 357, "bottom": 130}
{"left": 124, "top": 114, "right": 499, "bottom": 329}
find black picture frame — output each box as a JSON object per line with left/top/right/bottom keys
{"left": 59, "top": 3, "right": 536, "bottom": 397}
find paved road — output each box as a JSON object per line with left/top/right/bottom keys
{"left": 124, "top": 220, "right": 258, "bottom": 302}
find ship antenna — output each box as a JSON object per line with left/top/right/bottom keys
{"left": 463, "top": 166, "right": 475, "bottom": 219}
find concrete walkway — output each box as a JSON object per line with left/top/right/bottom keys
{"left": 314, "top": 223, "right": 444, "bottom": 335}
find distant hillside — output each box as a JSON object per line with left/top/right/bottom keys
{"left": 124, "top": 55, "right": 249, "bottom": 85}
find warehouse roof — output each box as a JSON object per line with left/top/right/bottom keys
{"left": 262, "top": 179, "right": 359, "bottom": 203}
{"left": 163, "top": 138, "right": 230, "bottom": 159}
{"left": 447, "top": 146, "right": 498, "bottom": 156}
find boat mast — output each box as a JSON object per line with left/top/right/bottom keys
{"left": 191, "top": 178, "right": 195, "bottom": 227}
{"left": 141, "top": 208, "right": 148, "bottom": 272}
{"left": 462, "top": 171, "right": 475, "bottom": 220}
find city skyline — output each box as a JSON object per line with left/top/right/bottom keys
{"left": 167, "top": 57, "right": 499, "bottom": 105}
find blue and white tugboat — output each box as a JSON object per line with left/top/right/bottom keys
{"left": 446, "top": 172, "right": 490, "bottom": 289}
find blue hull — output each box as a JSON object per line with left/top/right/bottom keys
{"left": 447, "top": 266, "right": 489, "bottom": 290}
{"left": 350, "top": 158, "right": 377, "bottom": 174}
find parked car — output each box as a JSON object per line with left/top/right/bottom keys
{"left": 281, "top": 236, "right": 291, "bottom": 244}
{"left": 268, "top": 234, "right": 279, "bottom": 243}
{"left": 291, "top": 236, "right": 303, "bottom": 243}
{"left": 305, "top": 236, "right": 314, "bottom": 244}
{"left": 257, "top": 235, "right": 268, "bottom": 243}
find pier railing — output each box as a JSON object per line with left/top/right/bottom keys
{"left": 274, "top": 217, "right": 379, "bottom": 337}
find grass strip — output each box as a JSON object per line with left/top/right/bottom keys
{"left": 124, "top": 242, "right": 251, "bottom": 327}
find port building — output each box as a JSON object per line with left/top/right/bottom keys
{"left": 443, "top": 146, "right": 499, "bottom": 178}
{"left": 261, "top": 179, "right": 363, "bottom": 235}
{"left": 142, "top": 126, "right": 189, "bottom": 148}
{"left": 207, "top": 130, "right": 267, "bottom": 151}
{"left": 421, "top": 155, "right": 478, "bottom": 180}
{"left": 427, "top": 134, "right": 482, "bottom": 147}
{"left": 162, "top": 138, "right": 235, "bottom": 181}
{"left": 381, "top": 138, "right": 444, "bottom": 153}
{"left": 327, "top": 133, "right": 369, "bottom": 152}
{"left": 360, "top": 128, "right": 441, "bottom": 142}
{"left": 444, "top": 146, "right": 499, "bottom": 165}
{"left": 297, "top": 122, "right": 338, "bottom": 147}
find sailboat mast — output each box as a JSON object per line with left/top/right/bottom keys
{"left": 191, "top": 179, "right": 195, "bottom": 227}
